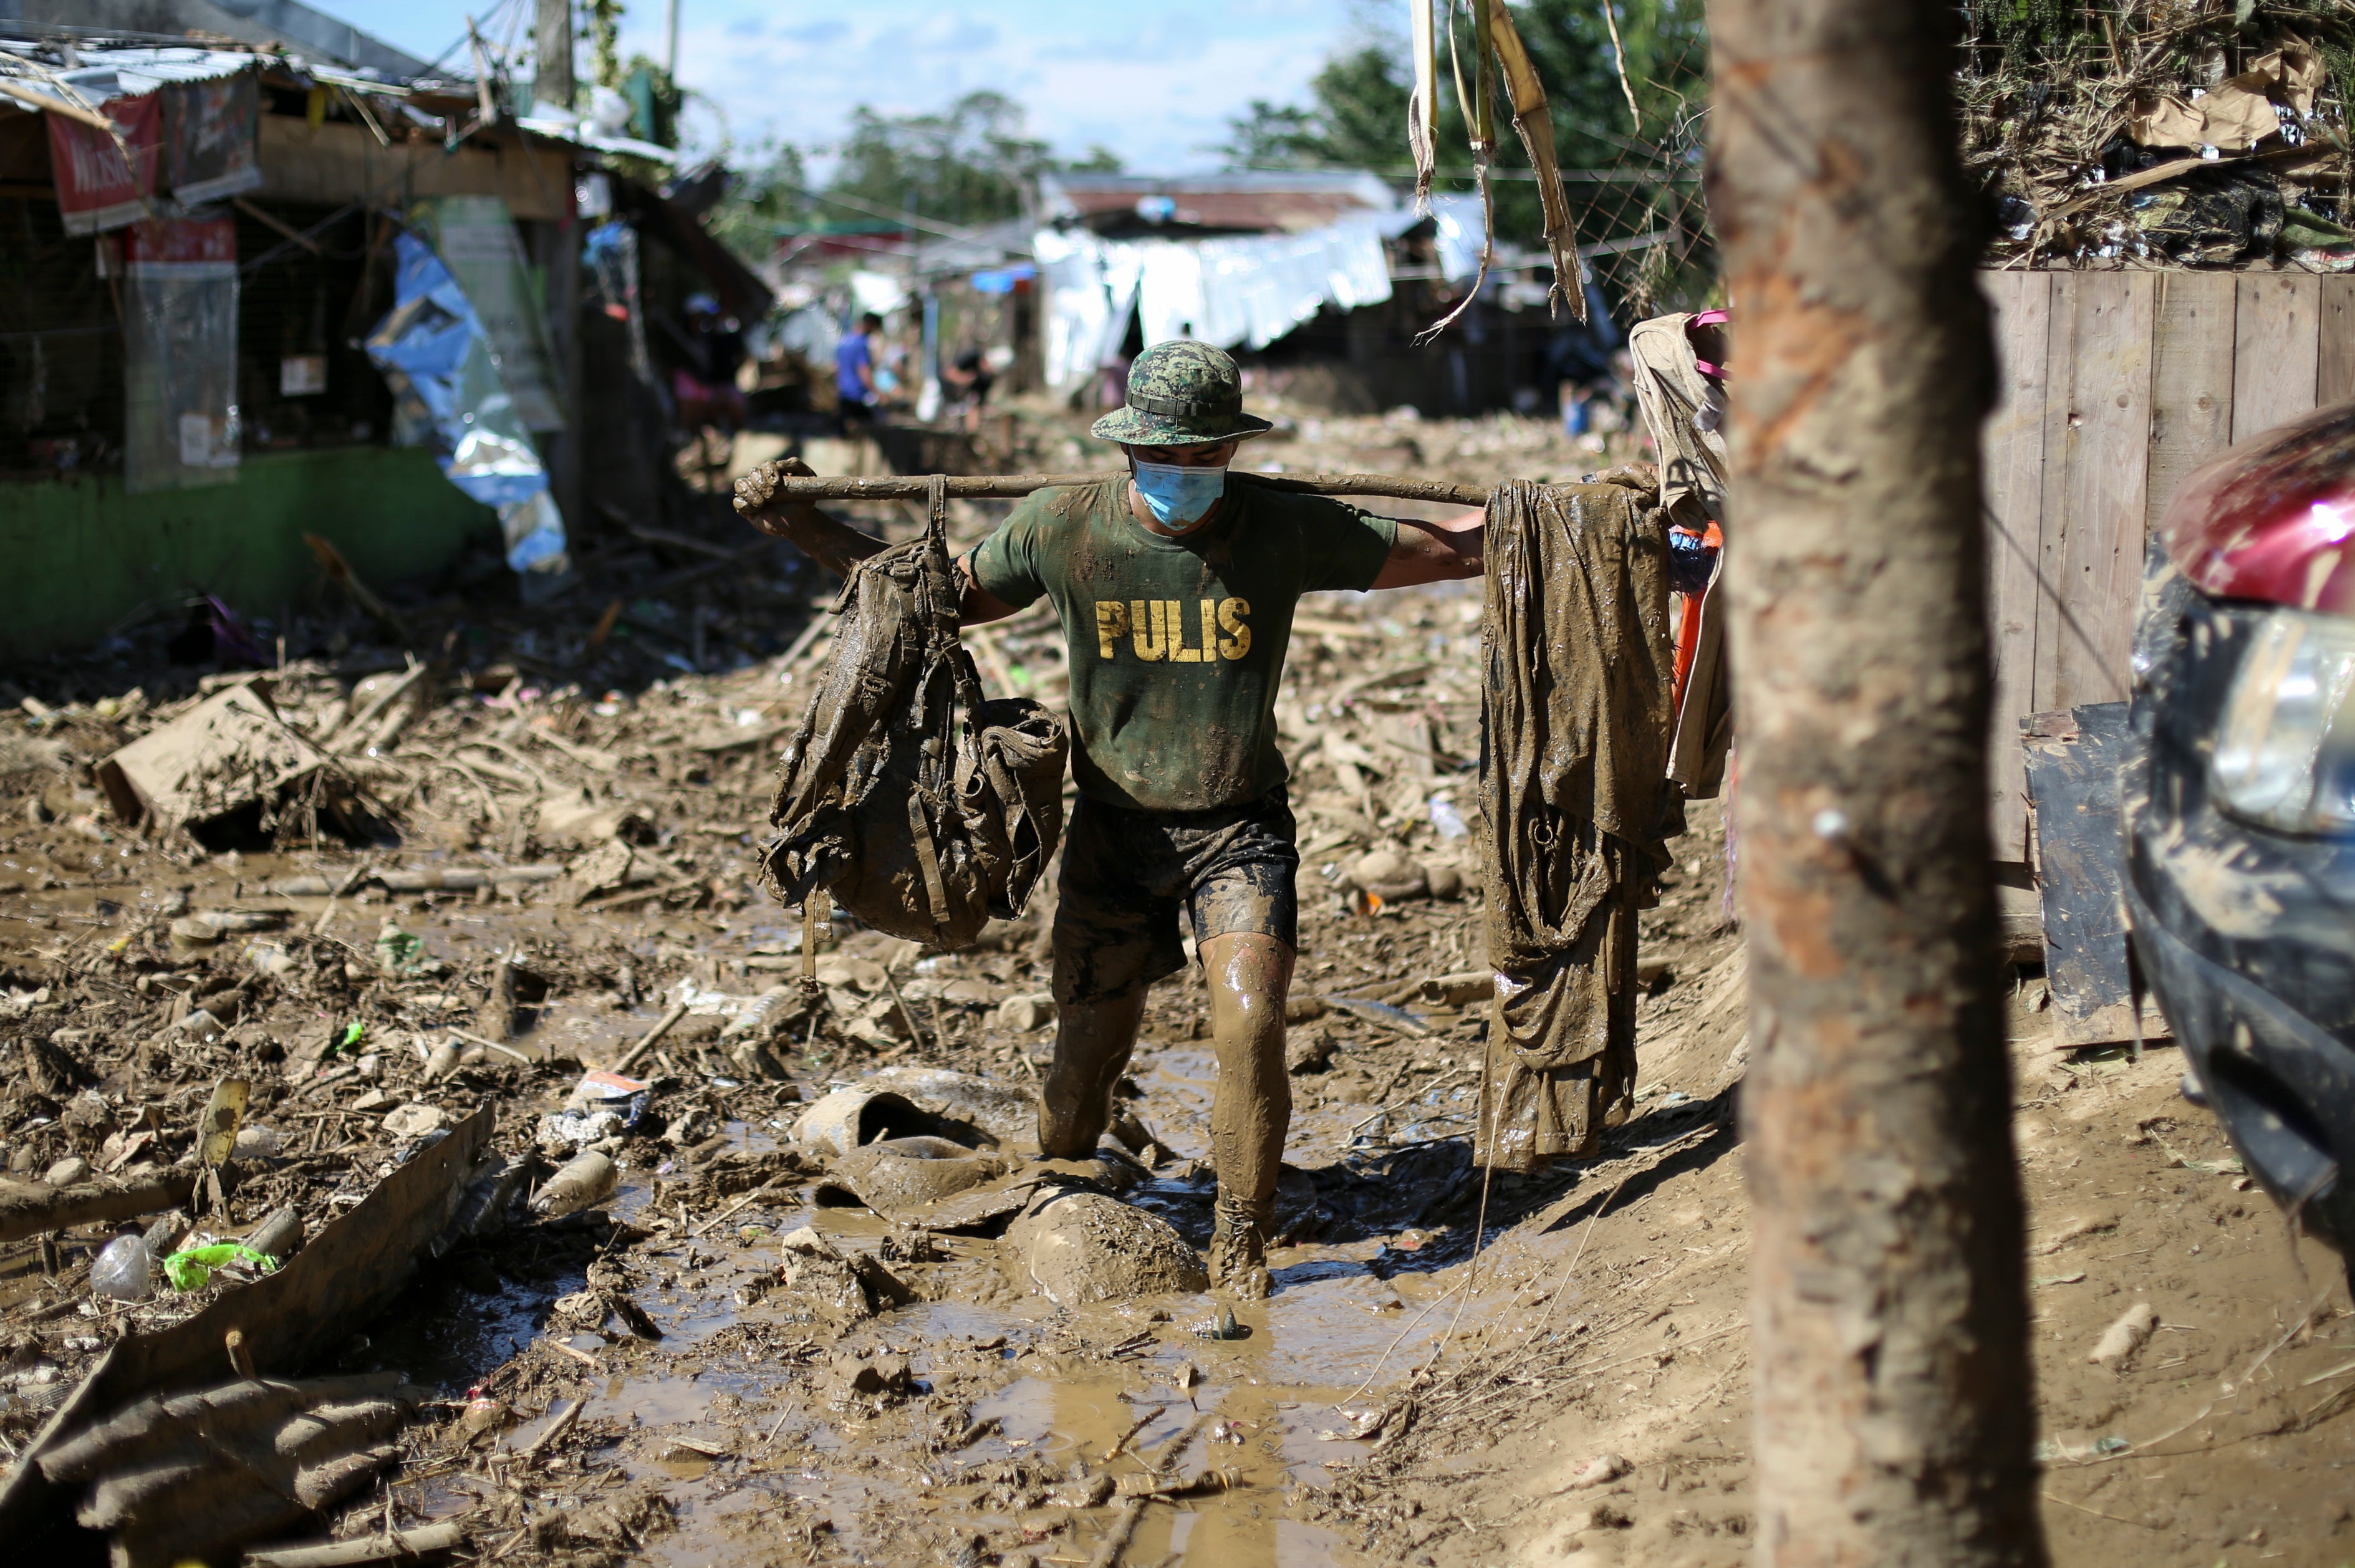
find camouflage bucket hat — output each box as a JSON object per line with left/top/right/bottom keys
{"left": 1089, "top": 340, "right": 1274, "bottom": 446}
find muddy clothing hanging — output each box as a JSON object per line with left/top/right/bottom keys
{"left": 1628, "top": 311, "right": 1734, "bottom": 799}
{"left": 758, "top": 476, "right": 1067, "bottom": 949}
{"left": 1475, "top": 474, "right": 1677, "bottom": 1172}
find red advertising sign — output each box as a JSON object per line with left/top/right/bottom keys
{"left": 163, "top": 70, "right": 262, "bottom": 205}
{"left": 123, "top": 214, "right": 238, "bottom": 269}
{"left": 46, "top": 93, "right": 163, "bottom": 236}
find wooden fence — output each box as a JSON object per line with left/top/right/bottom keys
{"left": 1982, "top": 268, "right": 2355, "bottom": 863}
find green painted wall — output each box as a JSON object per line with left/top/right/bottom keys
{"left": 0, "top": 446, "right": 497, "bottom": 661}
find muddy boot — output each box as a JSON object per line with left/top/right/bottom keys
{"left": 1208, "top": 1191, "right": 1274, "bottom": 1301}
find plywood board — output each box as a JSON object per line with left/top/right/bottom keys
{"left": 258, "top": 117, "right": 572, "bottom": 221}
{"left": 1980, "top": 270, "right": 2052, "bottom": 861}
{"left": 2319, "top": 274, "right": 2355, "bottom": 410}
{"left": 2051, "top": 272, "right": 2154, "bottom": 711}
{"left": 2146, "top": 271, "right": 2237, "bottom": 531}
{"left": 2231, "top": 272, "right": 2321, "bottom": 444}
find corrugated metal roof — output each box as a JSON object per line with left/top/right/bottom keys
{"left": 1039, "top": 170, "right": 1398, "bottom": 236}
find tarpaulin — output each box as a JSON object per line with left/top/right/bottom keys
{"left": 122, "top": 216, "right": 239, "bottom": 493}
{"left": 162, "top": 69, "right": 263, "bottom": 206}
{"left": 405, "top": 196, "right": 567, "bottom": 431}
{"left": 46, "top": 94, "right": 162, "bottom": 235}
{"left": 365, "top": 231, "right": 569, "bottom": 583}
{"left": 1033, "top": 214, "right": 1405, "bottom": 392}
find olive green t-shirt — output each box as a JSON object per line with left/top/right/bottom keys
{"left": 968, "top": 479, "right": 1397, "bottom": 812}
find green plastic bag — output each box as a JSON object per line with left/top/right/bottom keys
{"left": 163, "top": 1242, "right": 279, "bottom": 1292}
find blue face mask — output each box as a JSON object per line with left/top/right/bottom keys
{"left": 1132, "top": 460, "right": 1228, "bottom": 530}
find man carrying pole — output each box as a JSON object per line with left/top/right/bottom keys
{"left": 741, "top": 339, "right": 1483, "bottom": 1297}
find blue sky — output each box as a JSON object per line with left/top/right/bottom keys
{"left": 338, "top": 1, "right": 1375, "bottom": 174}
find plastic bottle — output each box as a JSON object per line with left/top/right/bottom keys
{"left": 531, "top": 1150, "right": 618, "bottom": 1218}
{"left": 721, "top": 986, "right": 794, "bottom": 1041}
{"left": 246, "top": 1205, "right": 304, "bottom": 1264}
{"left": 92, "top": 1234, "right": 152, "bottom": 1301}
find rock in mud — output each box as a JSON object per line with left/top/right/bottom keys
{"left": 1346, "top": 847, "right": 1428, "bottom": 902}
{"left": 994, "top": 993, "right": 1056, "bottom": 1032}
{"left": 1286, "top": 1029, "right": 1336, "bottom": 1074}
{"left": 821, "top": 1349, "right": 912, "bottom": 1408}
{"left": 1006, "top": 1191, "right": 1208, "bottom": 1306}
{"left": 778, "top": 1224, "right": 916, "bottom": 1325}
{"left": 2089, "top": 1301, "right": 2157, "bottom": 1370}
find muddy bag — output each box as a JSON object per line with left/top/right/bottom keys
{"left": 759, "top": 476, "right": 1066, "bottom": 948}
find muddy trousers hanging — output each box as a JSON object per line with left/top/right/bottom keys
{"left": 1475, "top": 475, "right": 1677, "bottom": 1173}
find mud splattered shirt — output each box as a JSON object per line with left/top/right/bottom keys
{"left": 969, "top": 479, "right": 1397, "bottom": 812}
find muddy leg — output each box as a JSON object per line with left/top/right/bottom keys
{"left": 1037, "top": 991, "right": 1147, "bottom": 1159}
{"left": 1200, "top": 931, "right": 1294, "bottom": 1299}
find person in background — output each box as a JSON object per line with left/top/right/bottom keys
{"left": 669, "top": 292, "right": 746, "bottom": 434}
{"left": 941, "top": 345, "right": 999, "bottom": 432}
{"left": 834, "top": 310, "right": 884, "bottom": 432}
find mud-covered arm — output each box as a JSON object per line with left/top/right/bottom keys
{"left": 1370, "top": 508, "right": 1485, "bottom": 589}
{"left": 733, "top": 458, "right": 891, "bottom": 578}
{"left": 956, "top": 554, "right": 1021, "bottom": 627}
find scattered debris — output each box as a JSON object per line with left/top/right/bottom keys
{"left": 2089, "top": 1301, "right": 2159, "bottom": 1372}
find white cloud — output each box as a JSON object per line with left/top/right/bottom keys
{"left": 343, "top": 0, "right": 1362, "bottom": 172}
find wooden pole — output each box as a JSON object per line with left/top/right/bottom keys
{"left": 533, "top": 0, "right": 576, "bottom": 108}
{"left": 733, "top": 469, "right": 1498, "bottom": 508}
{"left": 1704, "top": 0, "right": 2047, "bottom": 1562}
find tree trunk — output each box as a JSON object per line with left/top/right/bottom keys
{"left": 1702, "top": 1, "right": 2047, "bottom": 1564}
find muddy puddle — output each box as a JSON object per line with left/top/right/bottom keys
{"left": 342, "top": 1072, "right": 1495, "bottom": 1568}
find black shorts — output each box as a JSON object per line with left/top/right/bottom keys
{"left": 1051, "top": 787, "right": 1299, "bottom": 1004}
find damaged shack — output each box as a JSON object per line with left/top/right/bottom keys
{"left": 0, "top": 4, "right": 769, "bottom": 659}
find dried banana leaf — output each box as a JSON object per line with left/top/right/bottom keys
{"left": 1408, "top": 0, "right": 1438, "bottom": 211}
{"left": 1488, "top": 0, "right": 1588, "bottom": 323}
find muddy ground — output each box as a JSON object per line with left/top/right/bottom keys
{"left": 2, "top": 403, "right": 2349, "bottom": 1568}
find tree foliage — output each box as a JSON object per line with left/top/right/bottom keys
{"left": 705, "top": 140, "right": 813, "bottom": 261}
{"left": 706, "top": 91, "right": 1122, "bottom": 266}
{"left": 827, "top": 91, "right": 1120, "bottom": 231}
{"left": 1221, "top": 2, "right": 1712, "bottom": 307}
{"left": 1225, "top": 2, "right": 1707, "bottom": 173}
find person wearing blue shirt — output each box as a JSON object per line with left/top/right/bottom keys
{"left": 834, "top": 311, "right": 882, "bottom": 431}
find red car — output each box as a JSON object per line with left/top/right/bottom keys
{"left": 2126, "top": 400, "right": 2355, "bottom": 1257}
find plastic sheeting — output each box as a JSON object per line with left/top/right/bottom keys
{"left": 406, "top": 196, "right": 566, "bottom": 431}
{"left": 365, "top": 231, "right": 569, "bottom": 582}
{"left": 1033, "top": 213, "right": 1410, "bottom": 393}
{"left": 122, "top": 216, "right": 240, "bottom": 494}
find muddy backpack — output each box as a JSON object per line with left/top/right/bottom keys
{"left": 759, "top": 478, "right": 1066, "bottom": 948}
